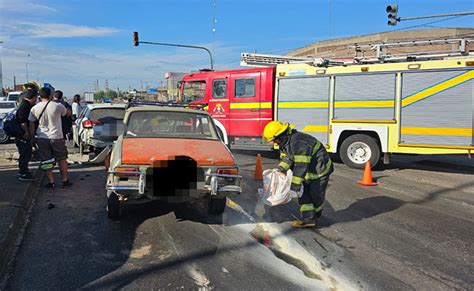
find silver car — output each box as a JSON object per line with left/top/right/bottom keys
{"left": 73, "top": 103, "right": 126, "bottom": 161}
{"left": 0, "top": 101, "right": 18, "bottom": 143}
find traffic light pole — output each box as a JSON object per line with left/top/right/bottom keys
{"left": 138, "top": 41, "right": 214, "bottom": 70}
{"left": 400, "top": 10, "right": 474, "bottom": 21}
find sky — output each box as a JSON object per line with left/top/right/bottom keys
{"left": 1, "top": 0, "right": 473, "bottom": 96}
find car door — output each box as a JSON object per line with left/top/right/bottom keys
{"left": 74, "top": 107, "right": 89, "bottom": 145}
{"left": 229, "top": 72, "right": 261, "bottom": 137}
{"left": 207, "top": 75, "right": 230, "bottom": 135}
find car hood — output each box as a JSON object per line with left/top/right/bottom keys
{"left": 121, "top": 138, "right": 235, "bottom": 167}
{"left": 0, "top": 109, "right": 14, "bottom": 116}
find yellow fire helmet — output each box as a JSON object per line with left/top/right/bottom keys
{"left": 23, "top": 81, "right": 40, "bottom": 91}
{"left": 263, "top": 121, "right": 291, "bottom": 142}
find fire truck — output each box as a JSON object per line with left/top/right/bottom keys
{"left": 179, "top": 38, "right": 474, "bottom": 168}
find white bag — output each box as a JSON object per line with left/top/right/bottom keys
{"left": 261, "top": 169, "right": 300, "bottom": 206}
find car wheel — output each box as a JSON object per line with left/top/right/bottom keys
{"left": 0, "top": 133, "right": 10, "bottom": 144}
{"left": 107, "top": 192, "right": 121, "bottom": 220}
{"left": 208, "top": 197, "right": 226, "bottom": 215}
{"left": 340, "top": 134, "right": 380, "bottom": 169}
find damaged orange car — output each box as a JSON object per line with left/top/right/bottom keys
{"left": 105, "top": 104, "right": 242, "bottom": 219}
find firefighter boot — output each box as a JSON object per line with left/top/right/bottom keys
{"left": 292, "top": 203, "right": 316, "bottom": 228}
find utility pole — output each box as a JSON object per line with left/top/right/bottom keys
{"left": 0, "top": 41, "right": 3, "bottom": 96}
{"left": 133, "top": 32, "right": 214, "bottom": 70}
{"left": 25, "top": 54, "right": 30, "bottom": 82}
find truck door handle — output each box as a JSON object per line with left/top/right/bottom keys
{"left": 250, "top": 108, "right": 259, "bottom": 112}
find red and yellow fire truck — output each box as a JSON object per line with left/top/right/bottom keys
{"left": 179, "top": 50, "right": 474, "bottom": 168}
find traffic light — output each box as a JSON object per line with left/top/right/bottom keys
{"left": 386, "top": 4, "right": 399, "bottom": 26}
{"left": 133, "top": 31, "right": 139, "bottom": 46}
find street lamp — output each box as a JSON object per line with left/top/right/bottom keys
{"left": 26, "top": 54, "right": 30, "bottom": 81}
{"left": 132, "top": 32, "right": 214, "bottom": 70}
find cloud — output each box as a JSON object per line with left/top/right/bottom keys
{"left": 1, "top": 40, "right": 245, "bottom": 95}
{"left": 1, "top": 0, "right": 57, "bottom": 13}
{"left": 4, "top": 22, "right": 120, "bottom": 38}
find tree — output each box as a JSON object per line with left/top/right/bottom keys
{"left": 94, "top": 90, "right": 118, "bottom": 101}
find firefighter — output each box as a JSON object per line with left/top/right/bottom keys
{"left": 263, "top": 121, "right": 333, "bottom": 227}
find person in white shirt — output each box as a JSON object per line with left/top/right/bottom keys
{"left": 29, "top": 87, "right": 72, "bottom": 188}
{"left": 71, "top": 94, "right": 82, "bottom": 121}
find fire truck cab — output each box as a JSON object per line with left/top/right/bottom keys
{"left": 179, "top": 67, "right": 275, "bottom": 149}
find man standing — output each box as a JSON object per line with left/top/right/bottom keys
{"left": 15, "top": 89, "right": 38, "bottom": 181}
{"left": 29, "top": 87, "right": 72, "bottom": 188}
{"left": 263, "top": 121, "right": 333, "bottom": 228}
{"left": 53, "top": 90, "right": 73, "bottom": 139}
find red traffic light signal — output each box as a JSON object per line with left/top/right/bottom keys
{"left": 133, "top": 32, "right": 139, "bottom": 46}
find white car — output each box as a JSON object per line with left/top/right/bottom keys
{"left": 0, "top": 101, "right": 18, "bottom": 143}
{"left": 6, "top": 91, "right": 22, "bottom": 104}
{"left": 73, "top": 103, "right": 126, "bottom": 158}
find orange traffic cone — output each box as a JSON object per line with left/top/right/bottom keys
{"left": 358, "top": 161, "right": 378, "bottom": 186}
{"left": 254, "top": 154, "right": 263, "bottom": 180}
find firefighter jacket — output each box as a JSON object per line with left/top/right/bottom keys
{"left": 277, "top": 130, "right": 333, "bottom": 192}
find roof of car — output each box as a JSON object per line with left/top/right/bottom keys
{"left": 86, "top": 103, "right": 126, "bottom": 109}
{"left": 0, "top": 101, "right": 16, "bottom": 104}
{"left": 125, "top": 105, "right": 211, "bottom": 116}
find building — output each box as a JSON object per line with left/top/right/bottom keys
{"left": 165, "top": 72, "right": 187, "bottom": 101}
{"left": 286, "top": 28, "right": 474, "bottom": 60}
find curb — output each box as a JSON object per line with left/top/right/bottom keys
{"left": 0, "top": 168, "right": 44, "bottom": 286}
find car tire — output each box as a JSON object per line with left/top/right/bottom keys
{"left": 0, "top": 133, "right": 10, "bottom": 144}
{"left": 107, "top": 192, "right": 121, "bottom": 220}
{"left": 208, "top": 197, "right": 226, "bottom": 215}
{"left": 340, "top": 134, "right": 380, "bottom": 169}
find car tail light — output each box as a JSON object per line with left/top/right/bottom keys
{"left": 114, "top": 167, "right": 140, "bottom": 177}
{"left": 217, "top": 168, "right": 239, "bottom": 175}
{"left": 82, "top": 120, "right": 102, "bottom": 129}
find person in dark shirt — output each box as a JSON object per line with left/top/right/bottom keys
{"left": 16, "top": 89, "right": 38, "bottom": 181}
{"left": 53, "top": 90, "right": 73, "bottom": 139}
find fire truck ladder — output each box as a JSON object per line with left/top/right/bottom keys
{"left": 350, "top": 37, "right": 473, "bottom": 63}
{"left": 240, "top": 53, "right": 348, "bottom": 67}
{"left": 241, "top": 37, "right": 473, "bottom": 67}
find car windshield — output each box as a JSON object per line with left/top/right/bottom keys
{"left": 181, "top": 80, "right": 206, "bottom": 103}
{"left": 0, "top": 102, "right": 15, "bottom": 109}
{"left": 126, "top": 111, "right": 218, "bottom": 139}
{"left": 8, "top": 94, "right": 19, "bottom": 101}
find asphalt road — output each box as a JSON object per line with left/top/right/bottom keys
{"left": 4, "top": 146, "right": 474, "bottom": 290}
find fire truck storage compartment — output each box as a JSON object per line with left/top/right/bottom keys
{"left": 277, "top": 76, "right": 330, "bottom": 145}
{"left": 333, "top": 73, "right": 396, "bottom": 121}
{"left": 400, "top": 69, "right": 473, "bottom": 146}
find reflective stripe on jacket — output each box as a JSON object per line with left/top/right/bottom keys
{"left": 277, "top": 130, "right": 333, "bottom": 191}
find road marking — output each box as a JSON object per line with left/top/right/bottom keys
{"left": 226, "top": 198, "right": 256, "bottom": 223}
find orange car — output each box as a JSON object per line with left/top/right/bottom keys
{"left": 105, "top": 105, "right": 242, "bottom": 219}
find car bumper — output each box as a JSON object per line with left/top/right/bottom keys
{"left": 106, "top": 170, "right": 242, "bottom": 200}
{"left": 88, "top": 138, "right": 114, "bottom": 148}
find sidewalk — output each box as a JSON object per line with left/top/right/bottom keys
{"left": 0, "top": 151, "right": 43, "bottom": 282}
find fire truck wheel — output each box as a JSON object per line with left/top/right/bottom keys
{"left": 340, "top": 134, "right": 380, "bottom": 169}
{"left": 107, "top": 192, "right": 122, "bottom": 220}
{"left": 208, "top": 197, "right": 226, "bottom": 215}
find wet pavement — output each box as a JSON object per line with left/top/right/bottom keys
{"left": 4, "top": 148, "right": 474, "bottom": 290}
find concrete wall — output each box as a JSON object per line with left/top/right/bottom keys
{"left": 287, "top": 28, "right": 474, "bottom": 59}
